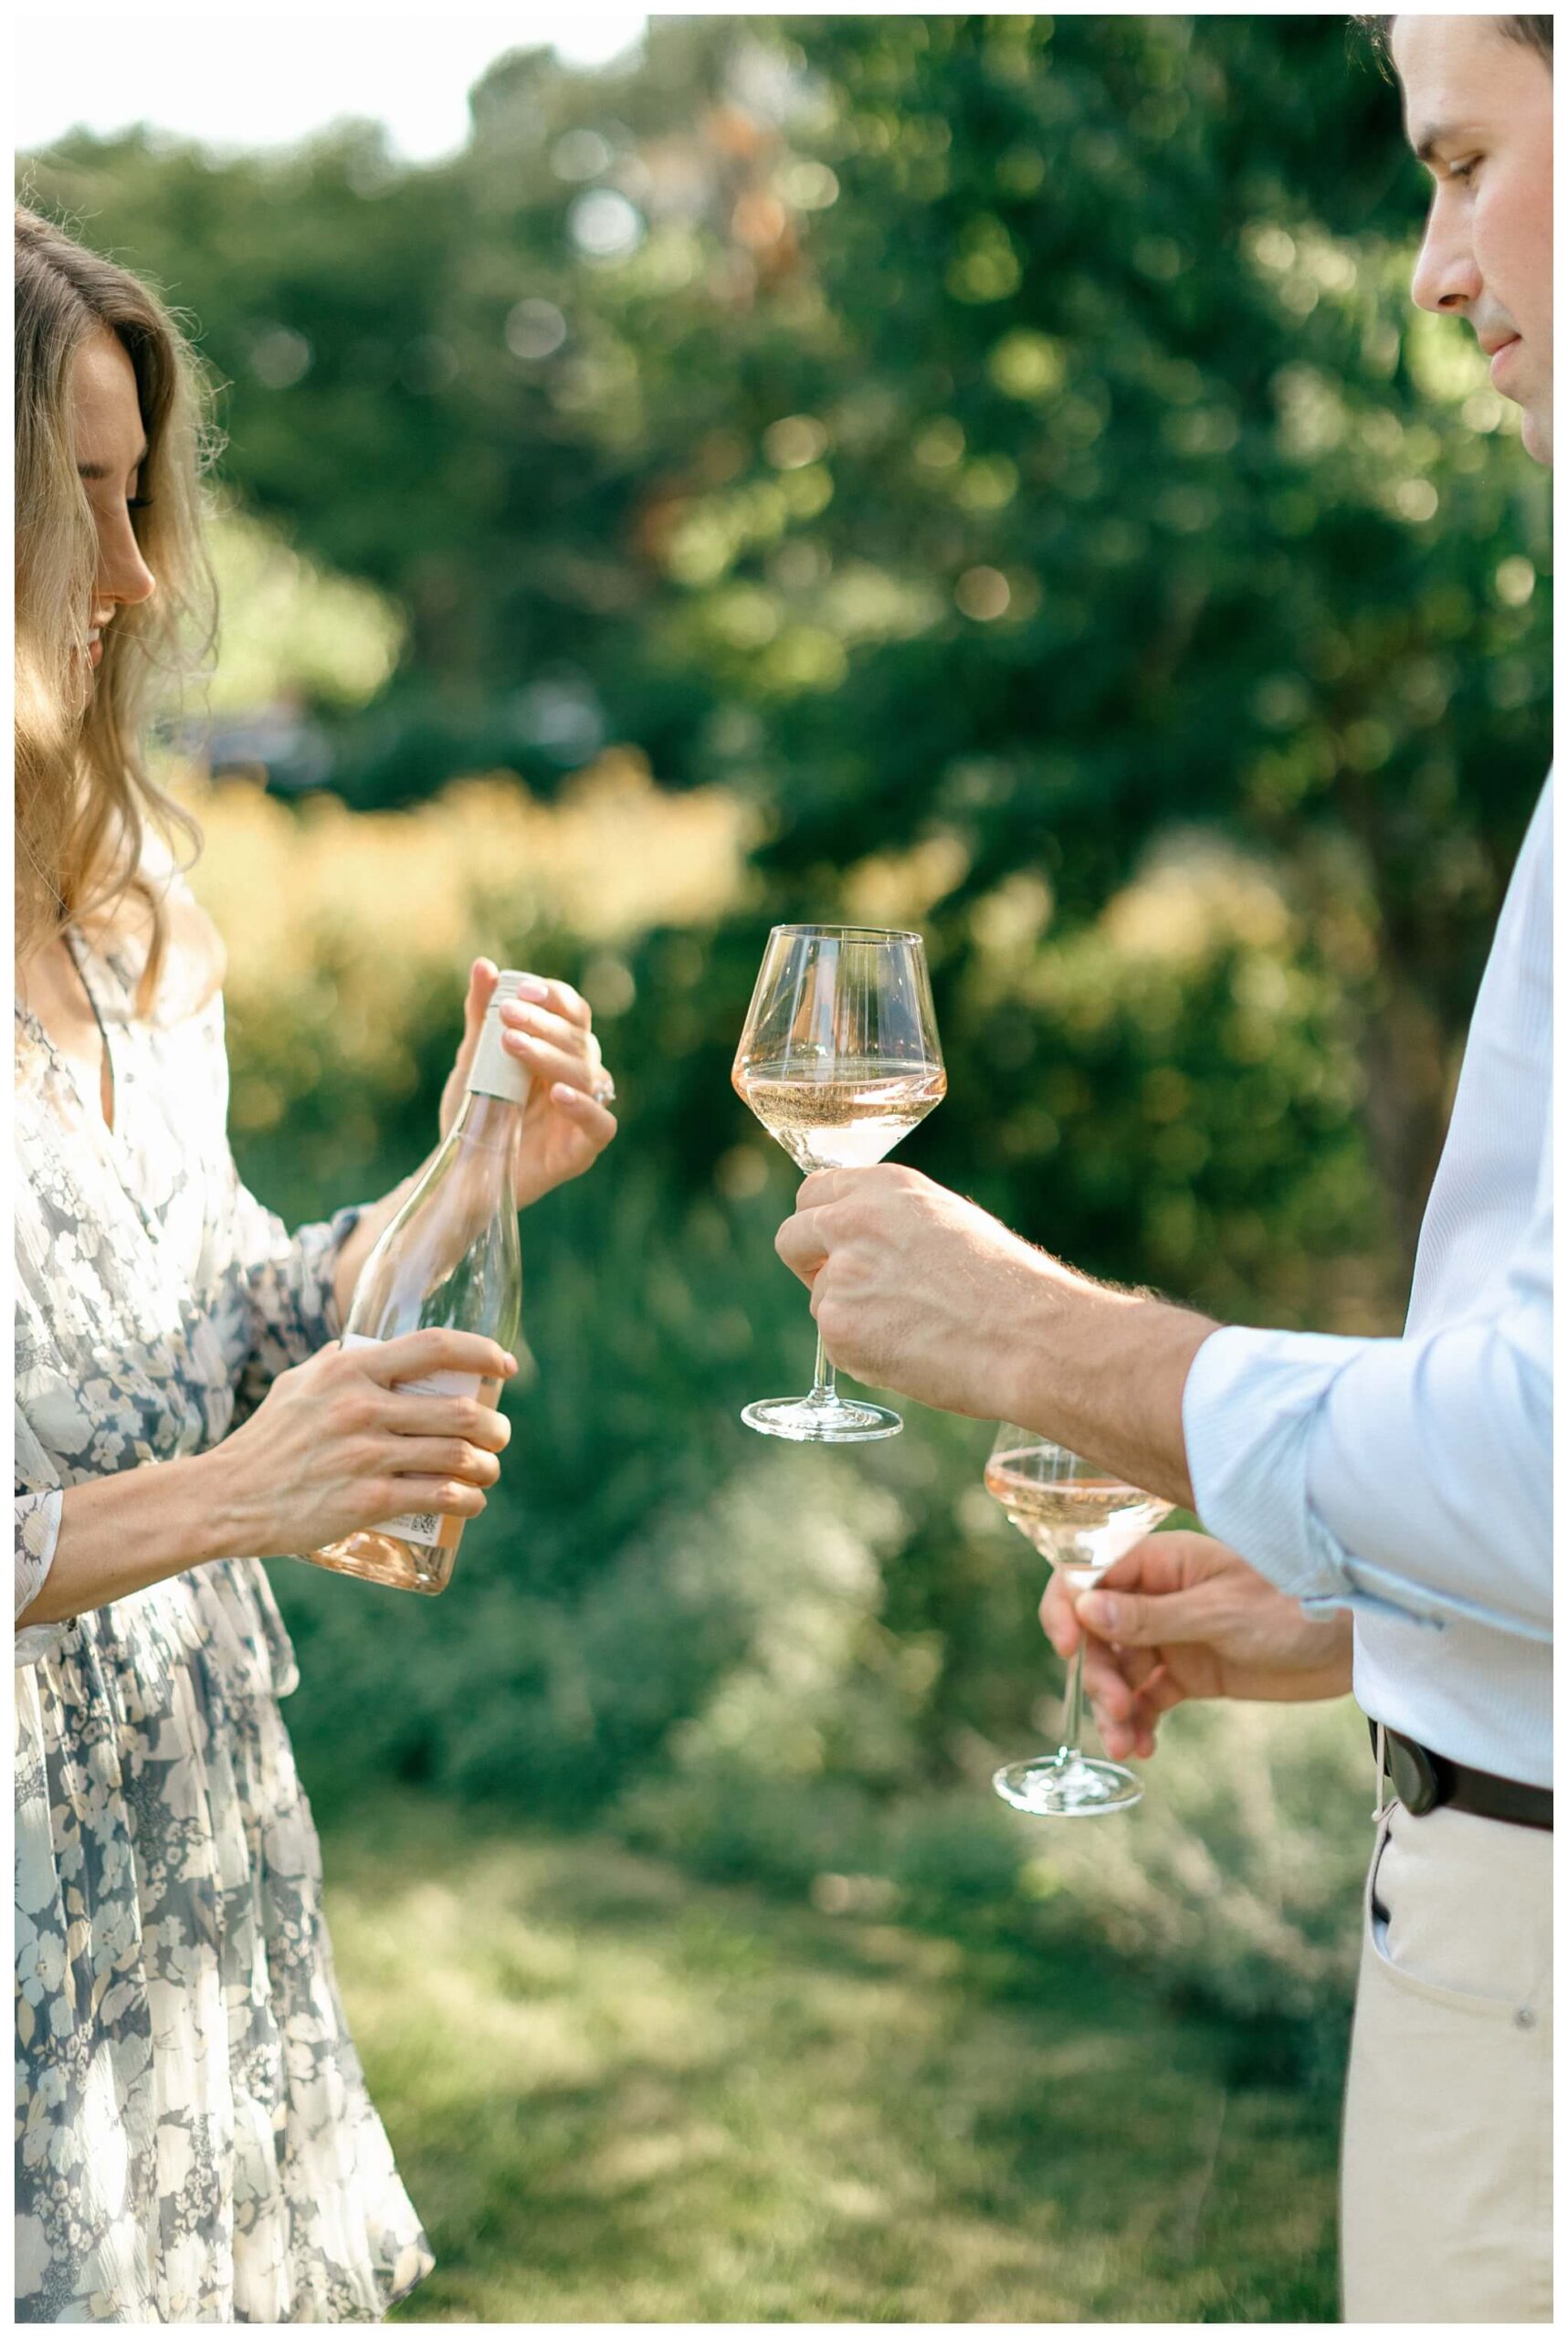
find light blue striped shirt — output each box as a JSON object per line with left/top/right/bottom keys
{"left": 1183, "top": 776, "right": 1552, "bottom": 1786}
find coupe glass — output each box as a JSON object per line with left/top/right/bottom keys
{"left": 984, "top": 1425, "right": 1173, "bottom": 1816}
{"left": 732, "top": 924, "right": 944, "bottom": 1441}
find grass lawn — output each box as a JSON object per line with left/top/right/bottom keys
{"left": 319, "top": 1794, "right": 1341, "bottom": 2322}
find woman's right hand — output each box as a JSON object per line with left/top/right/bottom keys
{"left": 1039, "top": 1530, "right": 1354, "bottom": 1761}
{"left": 208, "top": 1330, "right": 518, "bottom": 1558}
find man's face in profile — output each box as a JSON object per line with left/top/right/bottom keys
{"left": 1391, "top": 16, "right": 1553, "bottom": 464}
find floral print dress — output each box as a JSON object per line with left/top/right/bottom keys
{"left": 14, "top": 890, "right": 434, "bottom": 2322}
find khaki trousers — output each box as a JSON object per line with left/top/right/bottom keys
{"left": 1340, "top": 1796, "right": 1552, "bottom": 2322}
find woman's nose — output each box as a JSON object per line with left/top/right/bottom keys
{"left": 98, "top": 514, "right": 158, "bottom": 611}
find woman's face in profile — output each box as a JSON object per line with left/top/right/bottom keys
{"left": 70, "top": 328, "right": 158, "bottom": 679}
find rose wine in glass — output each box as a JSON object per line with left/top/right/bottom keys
{"left": 985, "top": 1426, "right": 1173, "bottom": 1815}
{"left": 732, "top": 924, "right": 944, "bottom": 1441}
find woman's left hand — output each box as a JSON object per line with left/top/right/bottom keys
{"left": 440, "top": 959, "right": 617, "bottom": 1210}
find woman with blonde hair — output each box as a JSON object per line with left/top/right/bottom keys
{"left": 14, "top": 205, "right": 619, "bottom": 2321}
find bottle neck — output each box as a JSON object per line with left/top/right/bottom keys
{"left": 453, "top": 1087, "right": 525, "bottom": 1152}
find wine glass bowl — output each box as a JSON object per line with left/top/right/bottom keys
{"left": 733, "top": 925, "right": 944, "bottom": 1441}
{"left": 984, "top": 1426, "right": 1173, "bottom": 1817}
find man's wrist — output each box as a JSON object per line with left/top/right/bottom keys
{"left": 1000, "top": 1259, "right": 1215, "bottom": 1507}
{"left": 990, "top": 1251, "right": 1076, "bottom": 1428}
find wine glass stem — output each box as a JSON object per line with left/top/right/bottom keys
{"left": 811, "top": 1326, "right": 837, "bottom": 1406}
{"left": 1059, "top": 1638, "right": 1086, "bottom": 1764}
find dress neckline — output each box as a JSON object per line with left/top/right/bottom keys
{"left": 16, "top": 927, "right": 121, "bottom": 1139}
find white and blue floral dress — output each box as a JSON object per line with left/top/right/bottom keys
{"left": 14, "top": 892, "right": 434, "bottom": 2322}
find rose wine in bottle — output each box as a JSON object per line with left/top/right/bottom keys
{"left": 310, "top": 971, "right": 529, "bottom": 1595}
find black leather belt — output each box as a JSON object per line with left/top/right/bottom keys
{"left": 1369, "top": 1719, "right": 1553, "bottom": 1833}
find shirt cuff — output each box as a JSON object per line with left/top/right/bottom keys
{"left": 1182, "top": 1322, "right": 1442, "bottom": 1628}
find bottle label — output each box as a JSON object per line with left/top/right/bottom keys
{"left": 341, "top": 1332, "right": 480, "bottom": 1548}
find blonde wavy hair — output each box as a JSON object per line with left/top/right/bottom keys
{"left": 15, "top": 205, "right": 218, "bottom": 1009}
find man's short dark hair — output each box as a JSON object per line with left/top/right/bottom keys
{"left": 1360, "top": 16, "right": 1553, "bottom": 68}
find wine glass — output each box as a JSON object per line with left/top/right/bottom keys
{"left": 732, "top": 924, "right": 945, "bottom": 1441}
{"left": 984, "top": 1425, "right": 1173, "bottom": 1816}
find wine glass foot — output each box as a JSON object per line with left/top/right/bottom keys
{"left": 742, "top": 1393, "right": 903, "bottom": 1443}
{"left": 992, "top": 1751, "right": 1142, "bottom": 1817}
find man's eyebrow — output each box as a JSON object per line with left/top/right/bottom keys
{"left": 1411, "top": 121, "right": 1470, "bottom": 165}
{"left": 77, "top": 443, "right": 150, "bottom": 480}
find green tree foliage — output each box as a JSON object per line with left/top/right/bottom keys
{"left": 26, "top": 15, "right": 1548, "bottom": 1280}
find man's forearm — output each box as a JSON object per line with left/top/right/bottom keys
{"left": 1000, "top": 1260, "right": 1216, "bottom": 1509}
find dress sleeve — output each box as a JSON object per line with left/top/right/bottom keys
{"left": 223, "top": 1168, "right": 363, "bottom": 1425}
{"left": 15, "top": 1489, "right": 68, "bottom": 1667}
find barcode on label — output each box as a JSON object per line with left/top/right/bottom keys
{"left": 385, "top": 1511, "right": 443, "bottom": 1546}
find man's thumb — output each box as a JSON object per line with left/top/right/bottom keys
{"left": 1074, "top": 1586, "right": 1187, "bottom": 1645}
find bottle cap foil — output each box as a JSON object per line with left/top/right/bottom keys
{"left": 467, "top": 969, "right": 532, "bottom": 1103}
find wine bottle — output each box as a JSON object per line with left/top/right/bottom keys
{"left": 309, "top": 971, "right": 529, "bottom": 1596}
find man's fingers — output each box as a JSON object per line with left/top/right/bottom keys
{"left": 1089, "top": 1532, "right": 1207, "bottom": 1597}
{"left": 1137, "top": 1668, "right": 1189, "bottom": 1717}
{"left": 1080, "top": 1638, "right": 1137, "bottom": 1713}
{"left": 1118, "top": 1642, "right": 1164, "bottom": 1693}
{"left": 1092, "top": 1703, "right": 1145, "bottom": 1762}
{"left": 795, "top": 1168, "right": 855, "bottom": 1212}
{"left": 1039, "top": 1575, "right": 1080, "bottom": 1657}
{"left": 1075, "top": 1581, "right": 1216, "bottom": 1648}
{"left": 1091, "top": 1686, "right": 1165, "bottom": 1763}
{"left": 774, "top": 1206, "right": 831, "bottom": 1283}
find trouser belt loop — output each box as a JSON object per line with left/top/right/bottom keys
{"left": 1371, "top": 1721, "right": 1395, "bottom": 1825}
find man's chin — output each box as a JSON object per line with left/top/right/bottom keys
{"left": 1519, "top": 399, "right": 1553, "bottom": 466}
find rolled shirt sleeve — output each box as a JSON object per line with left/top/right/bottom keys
{"left": 1183, "top": 1155, "right": 1552, "bottom": 1646}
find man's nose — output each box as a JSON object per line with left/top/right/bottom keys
{"left": 1410, "top": 196, "right": 1482, "bottom": 317}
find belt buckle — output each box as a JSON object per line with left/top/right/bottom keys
{"left": 1370, "top": 1720, "right": 1443, "bottom": 1819}
{"left": 1385, "top": 1730, "right": 1443, "bottom": 1816}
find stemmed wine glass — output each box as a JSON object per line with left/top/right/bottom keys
{"left": 984, "top": 1425, "right": 1174, "bottom": 1816}
{"left": 732, "top": 924, "right": 945, "bottom": 1441}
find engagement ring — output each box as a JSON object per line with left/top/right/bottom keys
{"left": 593, "top": 1073, "right": 617, "bottom": 1107}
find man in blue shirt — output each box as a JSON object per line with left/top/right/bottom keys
{"left": 774, "top": 16, "right": 1552, "bottom": 2322}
